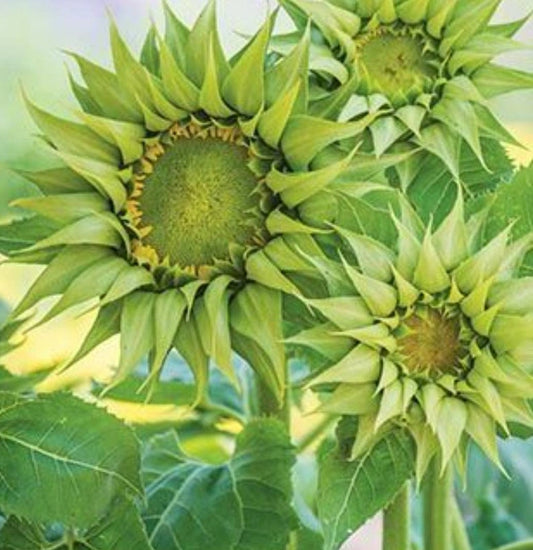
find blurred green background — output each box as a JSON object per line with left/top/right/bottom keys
{"left": 0, "top": 2, "right": 531, "bottom": 549}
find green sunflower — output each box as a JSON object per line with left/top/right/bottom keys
{"left": 278, "top": 0, "right": 533, "bottom": 177}
{"left": 5, "top": 1, "right": 380, "bottom": 404}
{"left": 292, "top": 191, "right": 533, "bottom": 478}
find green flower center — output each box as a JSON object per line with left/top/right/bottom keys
{"left": 354, "top": 27, "right": 438, "bottom": 105}
{"left": 397, "top": 309, "right": 466, "bottom": 374}
{"left": 131, "top": 125, "right": 267, "bottom": 269}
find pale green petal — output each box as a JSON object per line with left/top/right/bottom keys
{"left": 436, "top": 397, "right": 467, "bottom": 470}
{"left": 306, "top": 296, "right": 373, "bottom": 330}
{"left": 375, "top": 380, "right": 403, "bottom": 429}
{"left": 320, "top": 383, "right": 377, "bottom": 415}
{"left": 413, "top": 228, "right": 451, "bottom": 293}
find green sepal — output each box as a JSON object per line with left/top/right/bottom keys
{"left": 185, "top": 0, "right": 229, "bottom": 87}
{"left": 420, "top": 383, "right": 446, "bottom": 431}
{"left": 432, "top": 194, "right": 468, "bottom": 270}
{"left": 466, "top": 371, "right": 508, "bottom": 430}
{"left": 413, "top": 228, "right": 451, "bottom": 293}
{"left": 68, "top": 52, "right": 143, "bottom": 122}
{"left": 67, "top": 70, "right": 104, "bottom": 116}
{"left": 465, "top": 403, "right": 504, "bottom": 470}
{"left": 391, "top": 265, "right": 420, "bottom": 307}
{"left": 426, "top": 0, "right": 458, "bottom": 38}
{"left": 375, "top": 380, "right": 403, "bottom": 429}
{"left": 141, "top": 24, "right": 161, "bottom": 75}
{"left": 311, "top": 345, "right": 381, "bottom": 386}
{"left": 285, "top": 322, "right": 354, "bottom": 362}
{"left": 163, "top": 0, "right": 190, "bottom": 69}
{"left": 54, "top": 151, "right": 127, "bottom": 212}
{"left": 199, "top": 37, "right": 234, "bottom": 119}
{"left": 277, "top": 147, "right": 359, "bottom": 208}
{"left": 174, "top": 306, "right": 210, "bottom": 406}
{"left": 159, "top": 40, "right": 200, "bottom": 111}
{"left": 409, "top": 423, "right": 439, "bottom": 486}
{"left": 65, "top": 300, "right": 122, "bottom": 369}
{"left": 258, "top": 81, "right": 302, "bottom": 148}
{"left": 490, "top": 314, "right": 533, "bottom": 354}
{"left": 454, "top": 226, "right": 511, "bottom": 294}
{"left": 436, "top": 397, "right": 468, "bottom": 471}
{"left": 36, "top": 256, "right": 128, "bottom": 328}
{"left": 116, "top": 291, "right": 155, "bottom": 385}
{"left": 460, "top": 276, "right": 494, "bottom": 318}
{"left": 100, "top": 265, "right": 154, "bottom": 307}
{"left": 265, "top": 25, "right": 310, "bottom": 111}
{"left": 307, "top": 296, "right": 373, "bottom": 330}
{"left": 230, "top": 284, "right": 286, "bottom": 405}
{"left": 197, "top": 275, "right": 237, "bottom": 387}
{"left": 150, "top": 289, "right": 187, "bottom": 386}
{"left": 10, "top": 245, "right": 111, "bottom": 319}
{"left": 392, "top": 213, "right": 422, "bottom": 280}
{"left": 472, "top": 63, "right": 533, "bottom": 98}
{"left": 342, "top": 257, "right": 397, "bottom": 317}
{"left": 77, "top": 111, "right": 146, "bottom": 165}
{"left": 337, "top": 230, "right": 394, "bottom": 282}
{"left": 338, "top": 323, "right": 396, "bottom": 353}
{"left": 23, "top": 90, "right": 120, "bottom": 165}
{"left": 319, "top": 383, "right": 377, "bottom": 415}
{"left": 281, "top": 113, "right": 377, "bottom": 170}
{"left": 21, "top": 213, "right": 128, "bottom": 253}
{"left": 222, "top": 17, "right": 272, "bottom": 116}
{"left": 15, "top": 166, "right": 93, "bottom": 195}
{"left": 489, "top": 278, "right": 533, "bottom": 315}
{"left": 246, "top": 250, "right": 301, "bottom": 296}
{"left": 487, "top": 12, "right": 533, "bottom": 38}
{"left": 396, "top": 0, "right": 429, "bottom": 24}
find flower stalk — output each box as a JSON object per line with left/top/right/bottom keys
{"left": 383, "top": 484, "right": 411, "bottom": 550}
{"left": 424, "top": 461, "right": 454, "bottom": 550}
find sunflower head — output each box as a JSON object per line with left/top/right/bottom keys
{"left": 279, "top": 0, "right": 533, "bottom": 175}
{"left": 297, "top": 192, "right": 533, "bottom": 479}
{"left": 7, "top": 1, "right": 380, "bottom": 405}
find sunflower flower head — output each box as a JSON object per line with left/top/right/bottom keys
{"left": 279, "top": 0, "right": 533, "bottom": 176}
{"left": 299, "top": 193, "right": 533, "bottom": 479}
{"left": 8, "top": 1, "right": 380, "bottom": 405}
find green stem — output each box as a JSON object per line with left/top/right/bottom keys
{"left": 494, "top": 542, "right": 533, "bottom": 550}
{"left": 452, "top": 498, "right": 472, "bottom": 550}
{"left": 423, "top": 461, "right": 454, "bottom": 550}
{"left": 296, "top": 415, "right": 336, "bottom": 453}
{"left": 66, "top": 529, "right": 75, "bottom": 550}
{"left": 383, "top": 483, "right": 411, "bottom": 550}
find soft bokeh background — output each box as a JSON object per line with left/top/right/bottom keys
{"left": 0, "top": 1, "right": 531, "bottom": 549}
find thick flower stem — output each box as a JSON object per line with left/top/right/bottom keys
{"left": 424, "top": 462, "right": 454, "bottom": 550}
{"left": 383, "top": 483, "right": 411, "bottom": 550}
{"left": 452, "top": 498, "right": 472, "bottom": 550}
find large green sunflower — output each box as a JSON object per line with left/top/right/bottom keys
{"left": 292, "top": 191, "right": 533, "bottom": 478}
{"left": 6, "top": 1, "right": 380, "bottom": 404}
{"left": 278, "top": 0, "right": 533, "bottom": 177}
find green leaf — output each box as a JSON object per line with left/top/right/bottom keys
{"left": 142, "top": 419, "right": 296, "bottom": 550}
{"left": 482, "top": 165, "right": 533, "bottom": 274}
{"left": 318, "top": 426, "right": 415, "bottom": 550}
{"left": 0, "top": 392, "right": 142, "bottom": 528}
{"left": 0, "top": 499, "right": 152, "bottom": 550}
{"left": 16, "top": 166, "right": 93, "bottom": 195}
{"left": 0, "top": 367, "right": 51, "bottom": 393}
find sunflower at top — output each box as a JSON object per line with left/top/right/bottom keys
{"left": 7, "top": 1, "right": 382, "bottom": 403}
{"left": 279, "top": 0, "right": 533, "bottom": 176}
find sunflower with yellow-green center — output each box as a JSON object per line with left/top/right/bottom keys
{"left": 279, "top": 0, "right": 533, "bottom": 177}
{"left": 7, "top": 1, "right": 381, "bottom": 404}
{"left": 292, "top": 192, "right": 533, "bottom": 478}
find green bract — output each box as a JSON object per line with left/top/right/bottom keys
{"left": 296, "top": 192, "right": 533, "bottom": 478}
{"left": 7, "top": 1, "right": 380, "bottom": 405}
{"left": 279, "top": 0, "right": 533, "bottom": 177}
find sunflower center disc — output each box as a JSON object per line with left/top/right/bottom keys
{"left": 354, "top": 30, "right": 437, "bottom": 103}
{"left": 138, "top": 136, "right": 262, "bottom": 267}
{"left": 397, "top": 309, "right": 464, "bottom": 374}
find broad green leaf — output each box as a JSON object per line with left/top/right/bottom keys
{"left": 0, "top": 392, "right": 141, "bottom": 528}
{"left": 0, "top": 367, "right": 51, "bottom": 393}
{"left": 318, "top": 425, "right": 415, "bottom": 550}
{"left": 0, "top": 499, "right": 152, "bottom": 550}
{"left": 142, "top": 419, "right": 296, "bottom": 550}
{"left": 483, "top": 165, "right": 533, "bottom": 275}
{"left": 0, "top": 215, "right": 61, "bottom": 255}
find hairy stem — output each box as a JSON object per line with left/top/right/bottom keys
{"left": 383, "top": 483, "right": 411, "bottom": 550}
{"left": 423, "top": 462, "right": 454, "bottom": 550}
{"left": 452, "top": 498, "right": 472, "bottom": 550}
